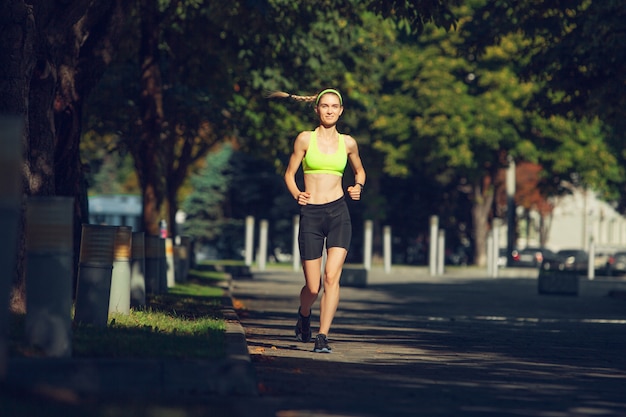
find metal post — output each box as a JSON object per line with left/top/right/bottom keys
{"left": 487, "top": 232, "right": 494, "bottom": 277}
{"left": 165, "top": 237, "right": 175, "bottom": 288}
{"left": 292, "top": 215, "right": 300, "bottom": 271}
{"left": 258, "top": 219, "right": 268, "bottom": 271}
{"left": 158, "top": 237, "right": 167, "bottom": 293}
{"left": 144, "top": 235, "right": 161, "bottom": 296}
{"left": 588, "top": 237, "right": 595, "bottom": 280}
{"left": 429, "top": 216, "right": 438, "bottom": 276}
{"left": 492, "top": 219, "right": 501, "bottom": 278}
{"left": 506, "top": 156, "right": 516, "bottom": 266}
{"left": 245, "top": 216, "right": 254, "bottom": 266}
{"left": 130, "top": 231, "right": 146, "bottom": 308}
{"left": 437, "top": 229, "right": 445, "bottom": 275}
{"left": 363, "top": 220, "right": 373, "bottom": 271}
{"left": 383, "top": 225, "right": 391, "bottom": 274}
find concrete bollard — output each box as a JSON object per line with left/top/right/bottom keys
{"left": 179, "top": 235, "right": 192, "bottom": 279}
{"left": 174, "top": 242, "right": 188, "bottom": 283}
{"left": 130, "top": 231, "right": 146, "bottom": 307}
{"left": 0, "top": 115, "right": 22, "bottom": 377}
{"left": 108, "top": 226, "right": 132, "bottom": 315}
{"left": 25, "top": 196, "right": 74, "bottom": 357}
{"left": 158, "top": 237, "right": 167, "bottom": 293}
{"left": 144, "top": 235, "right": 161, "bottom": 296}
{"left": 165, "top": 237, "right": 175, "bottom": 288}
{"left": 74, "top": 224, "right": 116, "bottom": 327}
{"left": 538, "top": 258, "right": 579, "bottom": 296}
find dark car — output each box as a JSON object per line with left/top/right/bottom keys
{"left": 556, "top": 249, "right": 589, "bottom": 273}
{"left": 593, "top": 250, "right": 616, "bottom": 276}
{"left": 509, "top": 247, "right": 558, "bottom": 268}
{"left": 605, "top": 251, "right": 626, "bottom": 276}
{"left": 445, "top": 245, "right": 470, "bottom": 266}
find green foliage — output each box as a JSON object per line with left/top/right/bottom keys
{"left": 181, "top": 143, "right": 293, "bottom": 258}
{"left": 77, "top": 0, "right": 625, "bottom": 264}
{"left": 361, "top": 5, "right": 528, "bottom": 183}
{"left": 530, "top": 115, "right": 623, "bottom": 200}
{"left": 368, "top": 0, "right": 459, "bottom": 33}
{"left": 80, "top": 129, "right": 139, "bottom": 194}
{"left": 182, "top": 144, "right": 235, "bottom": 243}
{"left": 463, "top": 0, "right": 626, "bottom": 157}
{"left": 460, "top": 0, "right": 626, "bottom": 201}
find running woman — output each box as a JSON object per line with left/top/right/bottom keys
{"left": 271, "top": 88, "right": 366, "bottom": 353}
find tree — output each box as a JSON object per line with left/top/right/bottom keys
{"left": 463, "top": 0, "right": 626, "bottom": 128}
{"left": 80, "top": 0, "right": 462, "bottom": 240}
{"left": 182, "top": 144, "right": 234, "bottom": 245}
{"left": 348, "top": 3, "right": 620, "bottom": 265}
{"left": 351, "top": 5, "right": 527, "bottom": 265}
{"left": 463, "top": 0, "right": 626, "bottom": 210}
{"left": 0, "top": 0, "right": 128, "bottom": 308}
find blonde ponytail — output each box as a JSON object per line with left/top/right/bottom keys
{"left": 267, "top": 88, "right": 345, "bottom": 105}
{"left": 266, "top": 90, "right": 317, "bottom": 103}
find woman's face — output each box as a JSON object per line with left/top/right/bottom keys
{"left": 315, "top": 93, "right": 343, "bottom": 126}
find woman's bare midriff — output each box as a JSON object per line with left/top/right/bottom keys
{"left": 303, "top": 173, "right": 344, "bottom": 204}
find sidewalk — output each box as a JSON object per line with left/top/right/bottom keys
{"left": 229, "top": 265, "right": 626, "bottom": 417}
{"left": 4, "top": 265, "right": 626, "bottom": 417}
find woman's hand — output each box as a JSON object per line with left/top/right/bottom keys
{"left": 347, "top": 185, "right": 362, "bottom": 201}
{"left": 297, "top": 191, "right": 311, "bottom": 205}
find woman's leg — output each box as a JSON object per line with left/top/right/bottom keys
{"left": 318, "top": 246, "right": 348, "bottom": 336}
{"left": 300, "top": 257, "right": 323, "bottom": 316}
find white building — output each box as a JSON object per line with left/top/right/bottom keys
{"left": 88, "top": 194, "right": 142, "bottom": 231}
{"left": 544, "top": 189, "right": 626, "bottom": 252}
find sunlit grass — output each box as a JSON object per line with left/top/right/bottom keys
{"left": 9, "top": 269, "right": 228, "bottom": 359}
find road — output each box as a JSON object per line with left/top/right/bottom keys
{"left": 229, "top": 266, "right": 626, "bottom": 417}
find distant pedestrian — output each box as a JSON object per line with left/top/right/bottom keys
{"left": 269, "top": 88, "right": 366, "bottom": 353}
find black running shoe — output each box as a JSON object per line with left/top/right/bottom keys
{"left": 295, "top": 307, "right": 311, "bottom": 343}
{"left": 313, "top": 333, "right": 332, "bottom": 353}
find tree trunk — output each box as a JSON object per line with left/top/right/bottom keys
{"left": 135, "top": 0, "right": 164, "bottom": 237}
{"left": 54, "top": 1, "right": 128, "bottom": 288}
{"left": 166, "top": 187, "right": 178, "bottom": 239}
{"left": 0, "top": 2, "right": 36, "bottom": 311}
{"left": 163, "top": 131, "right": 210, "bottom": 239}
{"left": 471, "top": 175, "right": 495, "bottom": 267}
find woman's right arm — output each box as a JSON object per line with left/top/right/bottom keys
{"left": 284, "top": 132, "right": 310, "bottom": 204}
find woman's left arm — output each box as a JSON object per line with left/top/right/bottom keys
{"left": 345, "top": 135, "right": 366, "bottom": 200}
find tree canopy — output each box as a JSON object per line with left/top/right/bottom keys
{"left": 5, "top": 0, "right": 625, "bottom": 280}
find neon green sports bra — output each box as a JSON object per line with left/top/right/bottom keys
{"left": 302, "top": 130, "right": 347, "bottom": 176}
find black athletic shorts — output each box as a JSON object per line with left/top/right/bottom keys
{"left": 298, "top": 196, "right": 352, "bottom": 261}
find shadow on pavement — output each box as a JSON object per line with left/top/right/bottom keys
{"left": 234, "top": 272, "right": 626, "bottom": 417}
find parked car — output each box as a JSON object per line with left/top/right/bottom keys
{"left": 445, "top": 245, "right": 470, "bottom": 266}
{"left": 556, "top": 249, "right": 589, "bottom": 273}
{"left": 604, "top": 251, "right": 626, "bottom": 276}
{"left": 498, "top": 248, "right": 508, "bottom": 267}
{"left": 505, "top": 247, "right": 558, "bottom": 268}
{"left": 593, "top": 250, "right": 616, "bottom": 276}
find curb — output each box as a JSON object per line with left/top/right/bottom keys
{"left": 5, "top": 277, "right": 258, "bottom": 399}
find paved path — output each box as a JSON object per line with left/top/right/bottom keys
{"left": 230, "top": 266, "right": 626, "bottom": 417}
